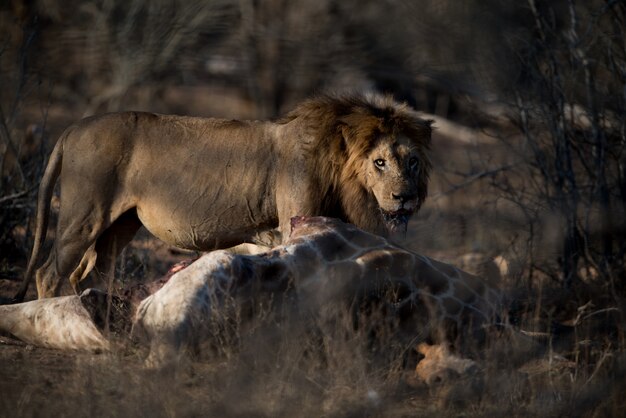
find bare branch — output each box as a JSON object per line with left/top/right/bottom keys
{"left": 0, "top": 186, "right": 36, "bottom": 205}
{"left": 0, "top": 102, "right": 26, "bottom": 187}
{"left": 432, "top": 164, "right": 517, "bottom": 200}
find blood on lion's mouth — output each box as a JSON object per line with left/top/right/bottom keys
{"left": 381, "top": 208, "right": 415, "bottom": 234}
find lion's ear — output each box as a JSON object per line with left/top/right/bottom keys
{"left": 340, "top": 124, "right": 351, "bottom": 145}
{"left": 411, "top": 118, "right": 434, "bottom": 147}
{"left": 338, "top": 115, "right": 373, "bottom": 147}
{"left": 337, "top": 123, "right": 358, "bottom": 153}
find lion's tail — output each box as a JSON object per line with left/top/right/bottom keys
{"left": 12, "top": 133, "right": 65, "bottom": 303}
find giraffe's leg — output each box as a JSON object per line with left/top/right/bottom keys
{"left": 227, "top": 243, "right": 271, "bottom": 255}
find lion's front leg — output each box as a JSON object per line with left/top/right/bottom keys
{"left": 275, "top": 169, "right": 317, "bottom": 243}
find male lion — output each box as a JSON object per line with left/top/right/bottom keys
{"left": 15, "top": 93, "right": 432, "bottom": 300}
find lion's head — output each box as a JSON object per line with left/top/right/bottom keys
{"left": 356, "top": 133, "right": 428, "bottom": 231}
{"left": 289, "top": 93, "right": 433, "bottom": 236}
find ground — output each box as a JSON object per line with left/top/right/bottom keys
{"left": 2, "top": 318, "right": 625, "bottom": 417}
{"left": 1, "top": 225, "right": 625, "bottom": 416}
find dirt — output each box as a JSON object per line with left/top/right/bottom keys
{"left": 0, "top": 336, "right": 221, "bottom": 417}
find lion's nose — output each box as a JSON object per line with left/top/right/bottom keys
{"left": 392, "top": 192, "right": 416, "bottom": 204}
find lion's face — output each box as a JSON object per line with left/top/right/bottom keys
{"left": 361, "top": 135, "right": 426, "bottom": 232}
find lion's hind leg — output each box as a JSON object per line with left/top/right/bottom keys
{"left": 85, "top": 209, "right": 142, "bottom": 292}
{"left": 36, "top": 229, "right": 101, "bottom": 298}
{"left": 35, "top": 250, "right": 65, "bottom": 298}
{"left": 35, "top": 244, "right": 97, "bottom": 298}
{"left": 36, "top": 206, "right": 140, "bottom": 298}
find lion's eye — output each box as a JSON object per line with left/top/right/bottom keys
{"left": 409, "top": 157, "right": 418, "bottom": 168}
{"left": 374, "top": 159, "right": 386, "bottom": 168}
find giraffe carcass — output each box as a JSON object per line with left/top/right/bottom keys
{"left": 1, "top": 217, "right": 503, "bottom": 374}
{"left": 132, "top": 216, "right": 503, "bottom": 365}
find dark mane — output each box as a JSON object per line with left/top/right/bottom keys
{"left": 284, "top": 93, "right": 433, "bottom": 235}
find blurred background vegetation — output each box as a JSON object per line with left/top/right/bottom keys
{"left": 0, "top": 0, "right": 532, "bottom": 119}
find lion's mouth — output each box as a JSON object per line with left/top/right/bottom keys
{"left": 381, "top": 208, "right": 415, "bottom": 234}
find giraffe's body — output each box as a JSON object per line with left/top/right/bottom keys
{"left": 0, "top": 217, "right": 503, "bottom": 373}
{"left": 133, "top": 216, "right": 503, "bottom": 364}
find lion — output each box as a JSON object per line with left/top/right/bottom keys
{"left": 14, "top": 93, "right": 432, "bottom": 301}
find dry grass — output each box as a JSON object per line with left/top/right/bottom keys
{"left": 1, "top": 294, "right": 625, "bottom": 417}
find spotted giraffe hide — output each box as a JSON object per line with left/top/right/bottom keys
{"left": 133, "top": 216, "right": 502, "bottom": 365}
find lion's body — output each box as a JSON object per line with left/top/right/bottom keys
{"left": 16, "top": 94, "right": 432, "bottom": 300}
{"left": 66, "top": 114, "right": 283, "bottom": 249}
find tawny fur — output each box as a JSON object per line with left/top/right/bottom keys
{"left": 16, "top": 93, "right": 432, "bottom": 300}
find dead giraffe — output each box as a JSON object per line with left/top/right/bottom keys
{"left": 134, "top": 216, "right": 503, "bottom": 366}
{"left": 0, "top": 216, "right": 504, "bottom": 379}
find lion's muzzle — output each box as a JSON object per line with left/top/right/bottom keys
{"left": 381, "top": 207, "right": 415, "bottom": 234}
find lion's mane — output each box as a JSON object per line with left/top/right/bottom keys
{"left": 283, "top": 93, "right": 433, "bottom": 235}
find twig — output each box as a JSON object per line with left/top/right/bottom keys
{"left": 578, "top": 307, "right": 621, "bottom": 324}
{"left": 583, "top": 348, "right": 613, "bottom": 387}
{"left": 0, "top": 186, "right": 36, "bottom": 205}
{"left": 431, "top": 164, "right": 517, "bottom": 200}
{"left": 0, "top": 103, "right": 26, "bottom": 186}
{"left": 419, "top": 111, "right": 499, "bottom": 145}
